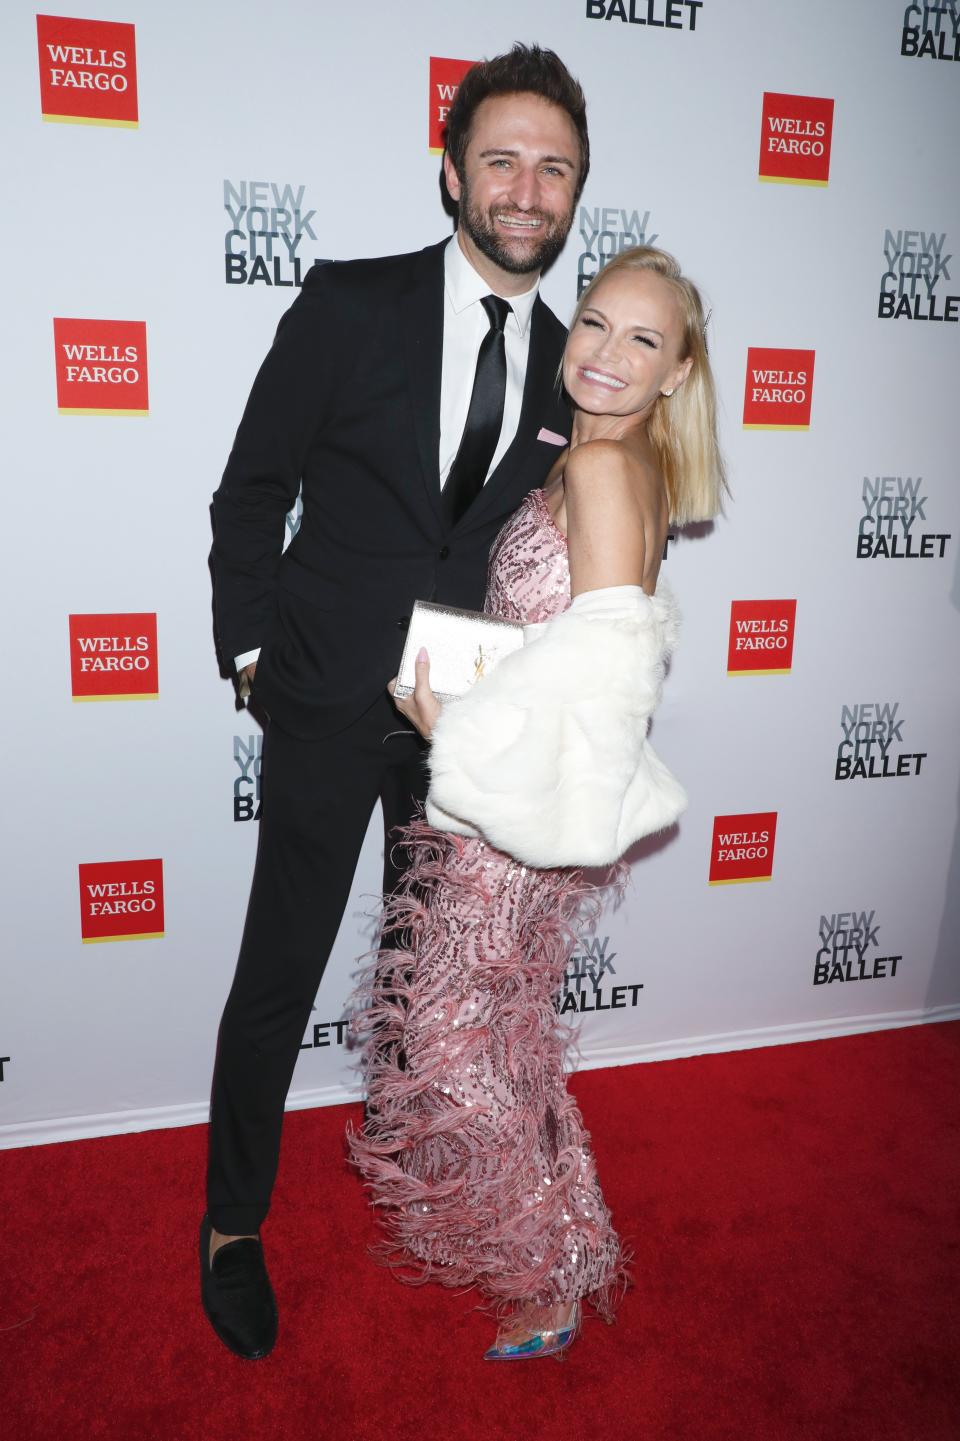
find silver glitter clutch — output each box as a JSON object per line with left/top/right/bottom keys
{"left": 394, "top": 600, "right": 525, "bottom": 702}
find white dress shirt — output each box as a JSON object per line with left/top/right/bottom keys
{"left": 235, "top": 234, "right": 540, "bottom": 674}
{"left": 438, "top": 233, "right": 539, "bottom": 489}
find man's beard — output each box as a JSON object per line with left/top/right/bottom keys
{"left": 458, "top": 176, "right": 573, "bottom": 276}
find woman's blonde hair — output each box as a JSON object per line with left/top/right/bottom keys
{"left": 569, "top": 246, "right": 726, "bottom": 524}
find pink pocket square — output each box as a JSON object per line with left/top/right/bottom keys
{"left": 536, "top": 427, "right": 568, "bottom": 446}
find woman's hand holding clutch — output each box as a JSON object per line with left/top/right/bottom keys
{"left": 388, "top": 648, "right": 442, "bottom": 739}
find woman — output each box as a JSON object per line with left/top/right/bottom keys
{"left": 348, "top": 247, "right": 725, "bottom": 1359}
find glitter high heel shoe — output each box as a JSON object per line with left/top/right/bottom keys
{"left": 483, "top": 1300, "right": 580, "bottom": 1361}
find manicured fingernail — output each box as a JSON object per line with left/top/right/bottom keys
{"left": 417, "top": 647, "right": 428, "bottom": 662}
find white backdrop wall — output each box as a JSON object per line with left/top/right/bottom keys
{"left": 2, "top": 0, "right": 958, "bottom": 1147}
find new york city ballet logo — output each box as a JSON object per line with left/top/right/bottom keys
{"left": 857, "top": 474, "right": 952, "bottom": 560}
{"left": 585, "top": 1, "right": 705, "bottom": 31}
{"left": 37, "top": 14, "right": 137, "bottom": 127}
{"left": 69, "top": 614, "right": 158, "bottom": 701}
{"left": 878, "top": 229, "right": 958, "bottom": 323}
{"left": 709, "top": 813, "right": 777, "bottom": 885}
{"left": 758, "top": 93, "right": 834, "bottom": 186}
{"left": 901, "top": 2, "right": 960, "bottom": 61}
{"left": 54, "top": 319, "right": 148, "bottom": 415}
{"left": 78, "top": 859, "right": 164, "bottom": 943}
{"left": 557, "top": 935, "right": 643, "bottom": 1017}
{"left": 814, "top": 910, "right": 902, "bottom": 988}
{"left": 835, "top": 702, "right": 927, "bottom": 781}
{"left": 299, "top": 1016, "right": 349, "bottom": 1053}
{"left": 742, "top": 348, "right": 815, "bottom": 430}
{"left": 577, "top": 205, "right": 658, "bottom": 297}
{"left": 233, "top": 734, "right": 262, "bottom": 822}
{"left": 727, "top": 600, "right": 796, "bottom": 675}
{"left": 428, "top": 56, "right": 474, "bottom": 153}
{"left": 224, "top": 180, "right": 324, "bottom": 289}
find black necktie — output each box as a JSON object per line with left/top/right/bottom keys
{"left": 442, "top": 294, "right": 512, "bottom": 528}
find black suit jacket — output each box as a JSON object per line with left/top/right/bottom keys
{"left": 211, "top": 239, "right": 571, "bottom": 739}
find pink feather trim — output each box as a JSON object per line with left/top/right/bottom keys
{"left": 347, "top": 819, "right": 629, "bottom": 1320}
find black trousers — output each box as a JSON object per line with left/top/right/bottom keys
{"left": 206, "top": 691, "right": 428, "bottom": 1234}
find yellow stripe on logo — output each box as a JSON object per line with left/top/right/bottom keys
{"left": 43, "top": 114, "right": 138, "bottom": 128}
{"left": 708, "top": 875, "right": 773, "bottom": 886}
{"left": 82, "top": 931, "right": 164, "bottom": 943}
{"left": 759, "top": 175, "right": 828, "bottom": 187}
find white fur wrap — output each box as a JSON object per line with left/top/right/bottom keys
{"left": 425, "top": 583, "right": 687, "bottom": 867}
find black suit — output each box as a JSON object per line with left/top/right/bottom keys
{"left": 207, "top": 239, "right": 570, "bottom": 1232}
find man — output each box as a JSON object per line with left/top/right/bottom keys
{"left": 203, "top": 43, "right": 589, "bottom": 1358}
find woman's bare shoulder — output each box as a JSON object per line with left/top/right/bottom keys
{"left": 564, "top": 438, "right": 631, "bottom": 486}
{"left": 564, "top": 439, "right": 662, "bottom": 511}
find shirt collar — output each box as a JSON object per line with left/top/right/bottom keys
{"left": 444, "top": 233, "right": 540, "bottom": 338}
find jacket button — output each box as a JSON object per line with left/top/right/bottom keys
{"left": 438, "top": 545, "right": 450, "bottom": 560}
{"left": 397, "top": 616, "right": 410, "bottom": 630}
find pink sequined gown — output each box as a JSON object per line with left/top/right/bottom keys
{"left": 347, "top": 487, "right": 626, "bottom": 1318}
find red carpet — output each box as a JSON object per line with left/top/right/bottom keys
{"left": 2, "top": 1023, "right": 958, "bottom": 1441}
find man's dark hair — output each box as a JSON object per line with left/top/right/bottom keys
{"left": 444, "top": 44, "right": 590, "bottom": 201}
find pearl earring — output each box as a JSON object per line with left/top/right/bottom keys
{"left": 662, "top": 388, "right": 674, "bottom": 397}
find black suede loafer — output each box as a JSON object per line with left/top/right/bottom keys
{"left": 199, "top": 1214, "right": 278, "bottom": 1359}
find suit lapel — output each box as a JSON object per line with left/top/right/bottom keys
{"left": 399, "top": 241, "right": 446, "bottom": 529}
{"left": 456, "top": 297, "right": 566, "bottom": 533}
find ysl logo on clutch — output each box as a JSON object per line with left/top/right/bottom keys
{"left": 473, "top": 645, "right": 486, "bottom": 683}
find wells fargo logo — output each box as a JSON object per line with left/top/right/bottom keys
{"left": 69, "top": 613, "right": 158, "bottom": 700}
{"left": 742, "top": 347, "right": 815, "bottom": 430}
{"left": 428, "top": 56, "right": 474, "bottom": 153}
{"left": 79, "top": 859, "right": 163, "bottom": 942}
{"left": 36, "top": 14, "right": 138, "bottom": 128}
{"left": 727, "top": 600, "right": 797, "bottom": 675}
{"left": 709, "top": 812, "right": 778, "bottom": 885}
{"left": 758, "top": 92, "right": 834, "bottom": 186}
{"left": 54, "top": 318, "right": 148, "bottom": 415}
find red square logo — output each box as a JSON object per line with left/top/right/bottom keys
{"left": 69, "top": 613, "right": 158, "bottom": 700}
{"left": 37, "top": 15, "right": 138, "bottom": 128}
{"left": 743, "top": 347, "right": 815, "bottom": 429}
{"left": 759, "top": 93, "right": 834, "bottom": 186}
{"left": 728, "top": 600, "right": 797, "bottom": 675}
{"left": 79, "top": 859, "right": 164, "bottom": 942}
{"left": 709, "top": 813, "right": 778, "bottom": 885}
{"left": 429, "top": 56, "right": 474, "bottom": 153}
{"left": 54, "top": 318, "right": 148, "bottom": 415}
